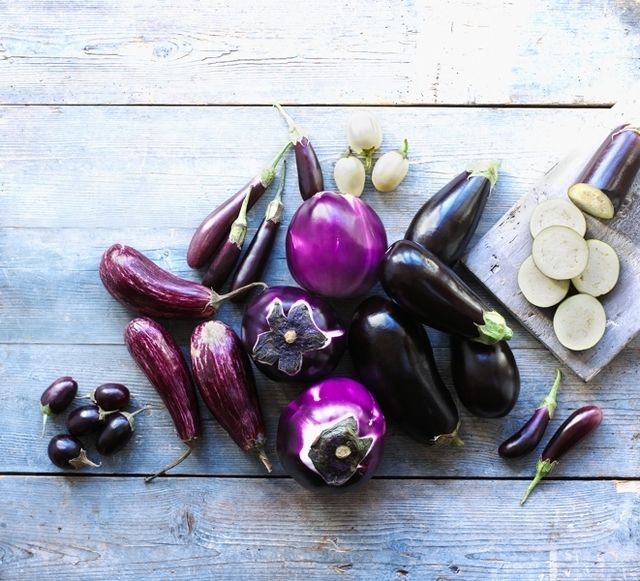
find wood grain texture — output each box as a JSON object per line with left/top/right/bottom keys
{"left": 1, "top": 476, "right": 639, "bottom": 580}
{"left": 0, "top": 1, "right": 639, "bottom": 105}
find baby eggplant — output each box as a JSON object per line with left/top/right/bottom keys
{"left": 96, "top": 407, "right": 149, "bottom": 456}
{"left": 67, "top": 404, "right": 109, "bottom": 437}
{"left": 40, "top": 376, "right": 78, "bottom": 436}
{"left": 48, "top": 434, "right": 100, "bottom": 469}
{"left": 82, "top": 383, "right": 130, "bottom": 411}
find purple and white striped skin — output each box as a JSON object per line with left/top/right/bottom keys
{"left": 124, "top": 317, "right": 200, "bottom": 482}
{"left": 286, "top": 191, "right": 388, "bottom": 299}
{"left": 277, "top": 377, "right": 386, "bottom": 491}
{"left": 190, "top": 321, "right": 272, "bottom": 472}
{"left": 187, "top": 142, "right": 291, "bottom": 268}
{"left": 40, "top": 376, "right": 78, "bottom": 436}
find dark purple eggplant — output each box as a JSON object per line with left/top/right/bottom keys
{"left": 275, "top": 104, "right": 324, "bottom": 200}
{"left": 499, "top": 369, "right": 562, "bottom": 459}
{"left": 349, "top": 296, "right": 462, "bottom": 446}
{"left": 405, "top": 161, "right": 500, "bottom": 265}
{"left": 380, "top": 240, "right": 513, "bottom": 344}
{"left": 229, "top": 162, "right": 286, "bottom": 297}
{"left": 100, "top": 244, "right": 264, "bottom": 319}
{"left": 187, "top": 142, "right": 292, "bottom": 268}
{"left": 568, "top": 124, "right": 640, "bottom": 219}
{"left": 190, "top": 320, "right": 271, "bottom": 471}
{"left": 67, "top": 404, "right": 108, "bottom": 437}
{"left": 124, "top": 317, "right": 201, "bottom": 482}
{"left": 241, "top": 286, "right": 346, "bottom": 383}
{"left": 521, "top": 404, "right": 603, "bottom": 504}
{"left": 450, "top": 336, "right": 519, "bottom": 418}
{"left": 96, "top": 407, "right": 150, "bottom": 456}
{"left": 88, "top": 383, "right": 130, "bottom": 411}
{"left": 48, "top": 434, "right": 100, "bottom": 469}
{"left": 40, "top": 376, "right": 78, "bottom": 436}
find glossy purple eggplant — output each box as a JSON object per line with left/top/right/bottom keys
{"left": 190, "top": 320, "right": 271, "bottom": 471}
{"left": 568, "top": 124, "right": 640, "bottom": 219}
{"left": 100, "top": 244, "right": 264, "bottom": 319}
{"left": 405, "top": 161, "right": 500, "bottom": 265}
{"left": 450, "top": 336, "right": 520, "bottom": 418}
{"left": 241, "top": 286, "right": 346, "bottom": 383}
{"left": 187, "top": 142, "right": 291, "bottom": 268}
{"left": 67, "top": 404, "right": 107, "bottom": 437}
{"left": 286, "top": 191, "right": 387, "bottom": 299}
{"left": 521, "top": 404, "right": 603, "bottom": 504}
{"left": 277, "top": 377, "right": 385, "bottom": 491}
{"left": 380, "top": 240, "right": 513, "bottom": 344}
{"left": 499, "top": 369, "right": 562, "bottom": 459}
{"left": 275, "top": 104, "right": 324, "bottom": 200}
{"left": 124, "top": 317, "right": 201, "bottom": 482}
{"left": 88, "top": 383, "right": 130, "bottom": 411}
{"left": 48, "top": 434, "right": 100, "bottom": 469}
{"left": 96, "top": 407, "right": 149, "bottom": 455}
{"left": 40, "top": 376, "right": 78, "bottom": 436}
{"left": 349, "top": 296, "right": 462, "bottom": 445}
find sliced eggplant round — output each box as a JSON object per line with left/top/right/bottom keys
{"left": 553, "top": 294, "right": 606, "bottom": 351}
{"left": 532, "top": 225, "right": 589, "bottom": 280}
{"left": 518, "top": 256, "right": 570, "bottom": 308}
{"left": 571, "top": 239, "right": 620, "bottom": 297}
{"left": 529, "top": 198, "right": 586, "bottom": 238}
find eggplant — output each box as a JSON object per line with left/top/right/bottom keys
{"left": 277, "top": 377, "right": 386, "bottom": 491}
{"left": 450, "top": 337, "right": 520, "bottom": 418}
{"left": 521, "top": 404, "right": 603, "bottom": 504}
{"left": 48, "top": 434, "right": 100, "bottom": 469}
{"left": 67, "top": 404, "right": 108, "bottom": 437}
{"left": 86, "top": 383, "right": 130, "bottom": 411}
{"left": 380, "top": 240, "right": 513, "bottom": 344}
{"left": 349, "top": 296, "right": 461, "bottom": 445}
{"left": 190, "top": 321, "right": 272, "bottom": 471}
{"left": 499, "top": 369, "right": 562, "bottom": 459}
{"left": 241, "top": 286, "right": 346, "bottom": 383}
{"left": 100, "top": 244, "right": 264, "bottom": 319}
{"left": 187, "top": 142, "right": 291, "bottom": 268}
{"left": 568, "top": 124, "right": 640, "bottom": 219}
{"left": 40, "top": 376, "right": 78, "bottom": 436}
{"left": 405, "top": 161, "right": 500, "bottom": 265}
{"left": 124, "top": 317, "right": 201, "bottom": 482}
{"left": 275, "top": 105, "right": 324, "bottom": 200}
{"left": 96, "top": 407, "right": 149, "bottom": 456}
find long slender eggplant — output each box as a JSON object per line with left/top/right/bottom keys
{"left": 521, "top": 404, "right": 603, "bottom": 504}
{"left": 229, "top": 162, "right": 286, "bottom": 297}
{"left": 450, "top": 336, "right": 519, "bottom": 418}
{"left": 405, "top": 161, "right": 500, "bottom": 265}
{"left": 499, "top": 369, "right": 562, "bottom": 459}
{"left": 100, "top": 244, "right": 264, "bottom": 319}
{"left": 568, "top": 124, "right": 640, "bottom": 219}
{"left": 349, "top": 296, "right": 462, "bottom": 445}
{"left": 380, "top": 240, "right": 513, "bottom": 344}
{"left": 275, "top": 104, "right": 324, "bottom": 200}
{"left": 190, "top": 320, "right": 272, "bottom": 471}
{"left": 124, "top": 317, "right": 201, "bottom": 482}
{"left": 40, "top": 376, "right": 78, "bottom": 436}
{"left": 187, "top": 142, "right": 292, "bottom": 268}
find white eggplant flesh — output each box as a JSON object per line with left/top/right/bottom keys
{"left": 553, "top": 293, "right": 606, "bottom": 351}
{"left": 571, "top": 239, "right": 620, "bottom": 297}
{"left": 529, "top": 198, "right": 586, "bottom": 238}
{"left": 518, "top": 256, "right": 570, "bottom": 308}
{"left": 532, "top": 225, "right": 589, "bottom": 280}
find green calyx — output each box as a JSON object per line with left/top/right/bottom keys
{"left": 475, "top": 310, "right": 513, "bottom": 344}
{"left": 399, "top": 138, "right": 409, "bottom": 159}
{"left": 468, "top": 160, "right": 501, "bottom": 189}
{"left": 260, "top": 141, "right": 292, "bottom": 188}
{"left": 265, "top": 161, "right": 286, "bottom": 223}
{"left": 433, "top": 422, "right": 464, "bottom": 447}
{"left": 539, "top": 368, "right": 562, "bottom": 419}
{"left": 229, "top": 189, "right": 252, "bottom": 247}
{"left": 520, "top": 458, "right": 557, "bottom": 505}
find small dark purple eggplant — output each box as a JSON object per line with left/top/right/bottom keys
{"left": 40, "top": 376, "right": 78, "bottom": 436}
{"left": 96, "top": 407, "right": 150, "bottom": 456}
{"left": 48, "top": 434, "right": 100, "bottom": 469}
{"left": 499, "top": 369, "right": 562, "bottom": 459}
{"left": 450, "top": 337, "right": 520, "bottom": 418}
{"left": 521, "top": 404, "right": 603, "bottom": 504}
{"left": 81, "top": 383, "right": 130, "bottom": 411}
{"left": 67, "top": 404, "right": 109, "bottom": 437}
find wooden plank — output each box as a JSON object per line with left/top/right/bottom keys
{"left": 0, "top": 1, "right": 639, "bottom": 105}
{"left": 2, "top": 344, "right": 637, "bottom": 477}
{"left": 1, "top": 476, "right": 639, "bottom": 580}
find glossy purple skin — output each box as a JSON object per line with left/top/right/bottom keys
{"left": 93, "top": 383, "right": 130, "bottom": 411}
{"left": 202, "top": 239, "right": 242, "bottom": 290}
{"left": 286, "top": 191, "right": 387, "bottom": 299}
{"left": 67, "top": 404, "right": 104, "bottom": 437}
{"left": 96, "top": 413, "right": 134, "bottom": 455}
{"left": 124, "top": 317, "right": 200, "bottom": 443}
{"left": 541, "top": 405, "right": 603, "bottom": 463}
{"left": 295, "top": 137, "right": 324, "bottom": 201}
{"left": 499, "top": 406, "right": 550, "bottom": 458}
{"left": 191, "top": 321, "right": 267, "bottom": 454}
{"left": 47, "top": 434, "right": 89, "bottom": 469}
{"left": 277, "top": 377, "right": 386, "bottom": 491}
{"left": 100, "top": 244, "right": 215, "bottom": 319}
{"left": 40, "top": 376, "right": 78, "bottom": 415}
{"left": 241, "top": 286, "right": 347, "bottom": 383}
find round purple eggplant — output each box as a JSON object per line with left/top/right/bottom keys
{"left": 450, "top": 336, "right": 520, "bottom": 418}
{"left": 96, "top": 407, "right": 149, "bottom": 456}
{"left": 48, "top": 434, "right": 100, "bottom": 469}
{"left": 277, "top": 377, "right": 385, "bottom": 491}
{"left": 241, "top": 286, "right": 346, "bottom": 383}
{"left": 67, "top": 404, "right": 108, "bottom": 437}
{"left": 349, "top": 296, "right": 462, "bottom": 446}
{"left": 40, "top": 376, "right": 78, "bottom": 436}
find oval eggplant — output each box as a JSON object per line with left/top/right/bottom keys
{"left": 191, "top": 321, "right": 272, "bottom": 471}
{"left": 349, "top": 296, "right": 461, "bottom": 445}
{"left": 405, "top": 161, "right": 500, "bottom": 265}
{"left": 67, "top": 404, "right": 107, "bottom": 437}
{"left": 277, "top": 377, "right": 385, "bottom": 491}
{"left": 450, "top": 336, "right": 520, "bottom": 418}
{"left": 241, "top": 286, "right": 346, "bottom": 383}
{"left": 380, "top": 240, "right": 513, "bottom": 344}
{"left": 96, "top": 407, "right": 149, "bottom": 456}
{"left": 48, "top": 434, "right": 100, "bottom": 469}
{"left": 91, "top": 383, "right": 130, "bottom": 411}
{"left": 40, "top": 376, "right": 78, "bottom": 436}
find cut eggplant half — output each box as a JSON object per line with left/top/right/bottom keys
{"left": 553, "top": 294, "right": 606, "bottom": 351}
{"left": 532, "top": 225, "right": 589, "bottom": 280}
{"left": 529, "top": 199, "right": 586, "bottom": 238}
{"left": 518, "top": 256, "right": 570, "bottom": 308}
{"left": 571, "top": 239, "right": 620, "bottom": 297}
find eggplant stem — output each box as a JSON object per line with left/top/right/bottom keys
{"left": 450, "top": 435, "right": 465, "bottom": 447}
{"left": 70, "top": 449, "right": 101, "bottom": 469}
{"left": 228, "top": 189, "right": 251, "bottom": 246}
{"left": 361, "top": 146, "right": 376, "bottom": 170}
{"left": 144, "top": 443, "right": 196, "bottom": 483}
{"left": 260, "top": 142, "right": 293, "bottom": 188}
{"left": 207, "top": 281, "right": 267, "bottom": 311}
{"left": 399, "top": 138, "right": 409, "bottom": 159}
{"left": 256, "top": 446, "right": 273, "bottom": 473}
{"left": 475, "top": 310, "right": 513, "bottom": 344}
{"left": 264, "top": 161, "right": 286, "bottom": 223}
{"left": 273, "top": 104, "right": 304, "bottom": 143}
{"left": 539, "top": 369, "right": 562, "bottom": 419}
{"left": 520, "top": 458, "right": 557, "bottom": 505}
{"left": 468, "top": 160, "right": 501, "bottom": 189}
{"left": 41, "top": 413, "right": 48, "bottom": 438}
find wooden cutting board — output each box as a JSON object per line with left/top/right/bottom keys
{"left": 463, "top": 99, "right": 640, "bottom": 382}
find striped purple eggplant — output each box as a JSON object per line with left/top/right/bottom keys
{"left": 124, "top": 317, "right": 201, "bottom": 482}
{"left": 100, "top": 244, "right": 264, "bottom": 319}
{"left": 191, "top": 320, "right": 271, "bottom": 471}
{"left": 40, "top": 376, "right": 78, "bottom": 436}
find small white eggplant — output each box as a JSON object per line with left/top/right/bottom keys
{"left": 346, "top": 110, "right": 382, "bottom": 168}
{"left": 372, "top": 139, "right": 409, "bottom": 193}
{"left": 334, "top": 153, "right": 366, "bottom": 197}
